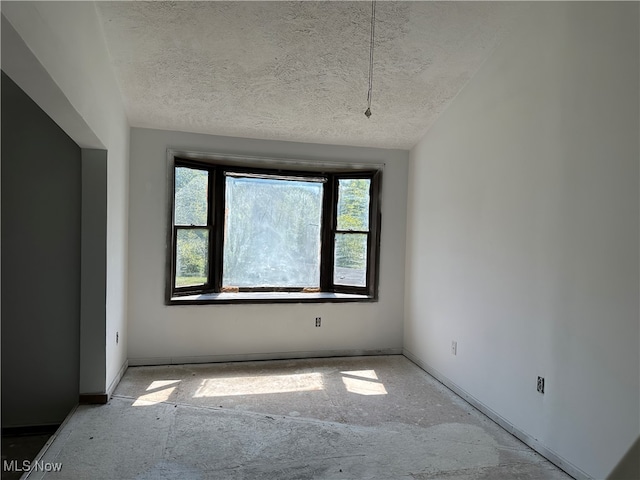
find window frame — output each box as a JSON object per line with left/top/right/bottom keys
{"left": 171, "top": 163, "right": 215, "bottom": 295}
{"left": 165, "top": 151, "right": 382, "bottom": 305}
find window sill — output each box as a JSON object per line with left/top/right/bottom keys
{"left": 168, "top": 291, "right": 376, "bottom": 305}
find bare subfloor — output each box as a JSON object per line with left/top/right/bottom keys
{"left": 33, "top": 356, "right": 572, "bottom": 479}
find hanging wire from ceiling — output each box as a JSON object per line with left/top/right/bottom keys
{"left": 364, "top": 0, "right": 376, "bottom": 119}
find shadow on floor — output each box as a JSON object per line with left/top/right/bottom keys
{"left": 1, "top": 429, "right": 55, "bottom": 480}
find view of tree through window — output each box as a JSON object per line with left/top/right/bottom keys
{"left": 176, "top": 229, "right": 209, "bottom": 287}
{"left": 174, "top": 167, "right": 210, "bottom": 288}
{"left": 334, "top": 179, "right": 371, "bottom": 287}
{"left": 223, "top": 175, "right": 323, "bottom": 288}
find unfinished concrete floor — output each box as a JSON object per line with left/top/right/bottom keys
{"left": 32, "top": 356, "right": 571, "bottom": 479}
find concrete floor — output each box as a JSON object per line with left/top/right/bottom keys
{"left": 31, "top": 355, "right": 572, "bottom": 479}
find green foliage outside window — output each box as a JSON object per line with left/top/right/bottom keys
{"left": 174, "top": 168, "right": 209, "bottom": 286}
{"left": 336, "top": 179, "right": 370, "bottom": 271}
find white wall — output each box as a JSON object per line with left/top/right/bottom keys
{"left": 405, "top": 3, "right": 639, "bottom": 480}
{"left": 2, "top": 2, "right": 130, "bottom": 395}
{"left": 128, "top": 128, "right": 407, "bottom": 365}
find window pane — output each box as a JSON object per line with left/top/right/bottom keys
{"left": 336, "top": 179, "right": 370, "bottom": 231}
{"left": 223, "top": 176, "right": 323, "bottom": 288}
{"left": 334, "top": 233, "right": 367, "bottom": 287}
{"left": 175, "top": 167, "right": 208, "bottom": 226}
{"left": 175, "top": 229, "right": 209, "bottom": 287}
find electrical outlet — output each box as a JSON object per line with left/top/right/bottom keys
{"left": 116, "top": 332, "right": 119, "bottom": 344}
{"left": 537, "top": 376, "right": 545, "bottom": 394}
{"left": 315, "top": 317, "right": 321, "bottom": 327}
{"left": 451, "top": 341, "right": 457, "bottom": 356}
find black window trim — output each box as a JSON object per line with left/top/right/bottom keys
{"left": 165, "top": 149, "right": 382, "bottom": 305}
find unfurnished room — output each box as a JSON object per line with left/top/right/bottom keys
{"left": 1, "top": 2, "right": 639, "bottom": 479}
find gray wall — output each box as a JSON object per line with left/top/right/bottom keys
{"left": 80, "top": 149, "right": 107, "bottom": 395}
{"left": 1, "top": 72, "right": 81, "bottom": 427}
{"left": 405, "top": 3, "right": 639, "bottom": 479}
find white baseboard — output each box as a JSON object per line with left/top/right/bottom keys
{"left": 128, "top": 348, "right": 402, "bottom": 366}
{"left": 403, "top": 348, "right": 591, "bottom": 480}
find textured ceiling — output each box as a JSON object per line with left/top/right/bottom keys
{"left": 97, "top": 1, "right": 526, "bottom": 149}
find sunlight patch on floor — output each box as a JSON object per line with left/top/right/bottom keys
{"left": 193, "top": 372, "right": 325, "bottom": 397}
{"left": 341, "top": 370, "right": 388, "bottom": 396}
{"left": 146, "top": 380, "right": 181, "bottom": 391}
{"left": 132, "top": 380, "right": 181, "bottom": 406}
{"left": 133, "top": 387, "right": 177, "bottom": 406}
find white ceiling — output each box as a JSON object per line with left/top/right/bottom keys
{"left": 96, "top": 1, "right": 526, "bottom": 150}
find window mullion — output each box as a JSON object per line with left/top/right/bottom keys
{"left": 204, "top": 168, "right": 215, "bottom": 293}
{"left": 335, "top": 230, "right": 369, "bottom": 234}
{"left": 170, "top": 224, "right": 178, "bottom": 297}
{"left": 367, "top": 171, "right": 381, "bottom": 296}
{"left": 212, "top": 167, "right": 225, "bottom": 293}
{"left": 320, "top": 176, "right": 336, "bottom": 292}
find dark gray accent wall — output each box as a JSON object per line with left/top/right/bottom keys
{"left": 1, "top": 71, "right": 81, "bottom": 427}
{"left": 607, "top": 437, "right": 640, "bottom": 480}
